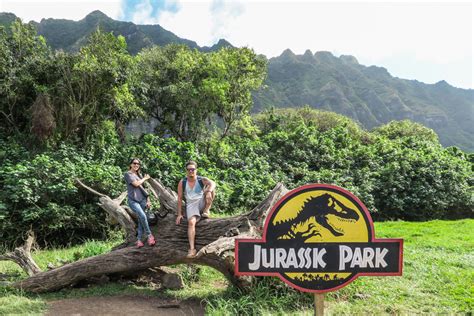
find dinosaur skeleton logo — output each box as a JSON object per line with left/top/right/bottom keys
{"left": 272, "top": 193, "right": 360, "bottom": 240}
{"left": 235, "top": 184, "right": 403, "bottom": 293}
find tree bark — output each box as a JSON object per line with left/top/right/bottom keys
{"left": 0, "top": 230, "right": 41, "bottom": 276}
{"left": 76, "top": 179, "right": 136, "bottom": 244}
{"left": 12, "top": 179, "right": 288, "bottom": 293}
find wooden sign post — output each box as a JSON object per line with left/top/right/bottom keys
{"left": 314, "top": 293, "right": 324, "bottom": 315}
{"left": 235, "top": 184, "right": 403, "bottom": 312}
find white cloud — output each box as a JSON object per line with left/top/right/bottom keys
{"left": 157, "top": 0, "right": 245, "bottom": 46}
{"left": 158, "top": 1, "right": 214, "bottom": 45}
{"left": 0, "top": 0, "right": 123, "bottom": 22}
{"left": 209, "top": 0, "right": 245, "bottom": 41}
{"left": 130, "top": 0, "right": 157, "bottom": 25}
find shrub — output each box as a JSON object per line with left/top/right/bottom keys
{"left": 0, "top": 142, "right": 122, "bottom": 248}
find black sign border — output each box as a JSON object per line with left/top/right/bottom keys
{"left": 235, "top": 183, "right": 404, "bottom": 293}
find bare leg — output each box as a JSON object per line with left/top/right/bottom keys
{"left": 202, "top": 190, "right": 214, "bottom": 218}
{"left": 187, "top": 216, "right": 197, "bottom": 254}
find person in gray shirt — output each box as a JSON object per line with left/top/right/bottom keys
{"left": 124, "top": 158, "right": 155, "bottom": 248}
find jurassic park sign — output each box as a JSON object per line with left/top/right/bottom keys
{"left": 235, "top": 184, "right": 403, "bottom": 293}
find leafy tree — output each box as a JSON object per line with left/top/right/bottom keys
{"left": 52, "top": 29, "right": 142, "bottom": 143}
{"left": 136, "top": 44, "right": 211, "bottom": 141}
{"left": 136, "top": 45, "right": 266, "bottom": 141}
{"left": 0, "top": 19, "right": 51, "bottom": 137}
{"left": 208, "top": 47, "right": 266, "bottom": 138}
{"left": 372, "top": 120, "right": 439, "bottom": 144}
{"left": 254, "top": 106, "right": 365, "bottom": 138}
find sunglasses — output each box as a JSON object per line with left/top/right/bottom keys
{"left": 187, "top": 168, "right": 196, "bottom": 172}
{"left": 132, "top": 162, "right": 140, "bottom": 165}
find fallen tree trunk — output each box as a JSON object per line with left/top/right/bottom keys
{"left": 13, "top": 179, "right": 288, "bottom": 293}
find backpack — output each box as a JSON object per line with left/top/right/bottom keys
{"left": 182, "top": 176, "right": 204, "bottom": 194}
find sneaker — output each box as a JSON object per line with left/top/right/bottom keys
{"left": 147, "top": 234, "right": 156, "bottom": 246}
{"left": 186, "top": 249, "right": 197, "bottom": 258}
{"left": 136, "top": 240, "right": 144, "bottom": 248}
{"left": 201, "top": 210, "right": 211, "bottom": 219}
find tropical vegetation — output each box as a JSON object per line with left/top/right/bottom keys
{"left": 0, "top": 19, "right": 472, "bottom": 249}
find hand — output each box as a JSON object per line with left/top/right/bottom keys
{"left": 176, "top": 214, "right": 183, "bottom": 225}
{"left": 146, "top": 200, "right": 151, "bottom": 209}
{"left": 143, "top": 174, "right": 151, "bottom": 181}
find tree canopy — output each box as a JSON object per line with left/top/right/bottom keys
{"left": 1, "top": 21, "right": 266, "bottom": 144}
{"left": 137, "top": 44, "right": 266, "bottom": 141}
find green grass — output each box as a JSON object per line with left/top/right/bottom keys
{"left": 0, "top": 219, "right": 473, "bottom": 315}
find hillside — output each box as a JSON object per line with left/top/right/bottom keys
{"left": 253, "top": 50, "right": 474, "bottom": 151}
{"left": 1, "top": 11, "right": 472, "bottom": 151}
{"left": 0, "top": 11, "right": 229, "bottom": 54}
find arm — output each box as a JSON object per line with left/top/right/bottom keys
{"left": 176, "top": 180, "right": 184, "bottom": 225}
{"left": 202, "top": 177, "right": 216, "bottom": 192}
{"left": 131, "top": 174, "right": 150, "bottom": 188}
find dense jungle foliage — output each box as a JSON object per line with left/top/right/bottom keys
{"left": 0, "top": 20, "right": 472, "bottom": 248}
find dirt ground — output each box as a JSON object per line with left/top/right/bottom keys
{"left": 45, "top": 295, "right": 205, "bottom": 316}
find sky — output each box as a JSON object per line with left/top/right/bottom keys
{"left": 1, "top": 0, "right": 472, "bottom": 89}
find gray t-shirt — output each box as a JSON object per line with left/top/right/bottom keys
{"left": 124, "top": 171, "right": 148, "bottom": 202}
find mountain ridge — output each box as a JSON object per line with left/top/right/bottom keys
{"left": 0, "top": 11, "right": 230, "bottom": 54}
{"left": 253, "top": 50, "right": 473, "bottom": 151}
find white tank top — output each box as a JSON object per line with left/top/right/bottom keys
{"left": 185, "top": 179, "right": 203, "bottom": 205}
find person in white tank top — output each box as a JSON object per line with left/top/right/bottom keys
{"left": 176, "top": 160, "right": 216, "bottom": 258}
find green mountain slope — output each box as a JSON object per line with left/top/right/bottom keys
{"left": 0, "top": 11, "right": 229, "bottom": 54}
{"left": 0, "top": 12, "right": 16, "bottom": 29}
{"left": 253, "top": 49, "right": 474, "bottom": 151}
